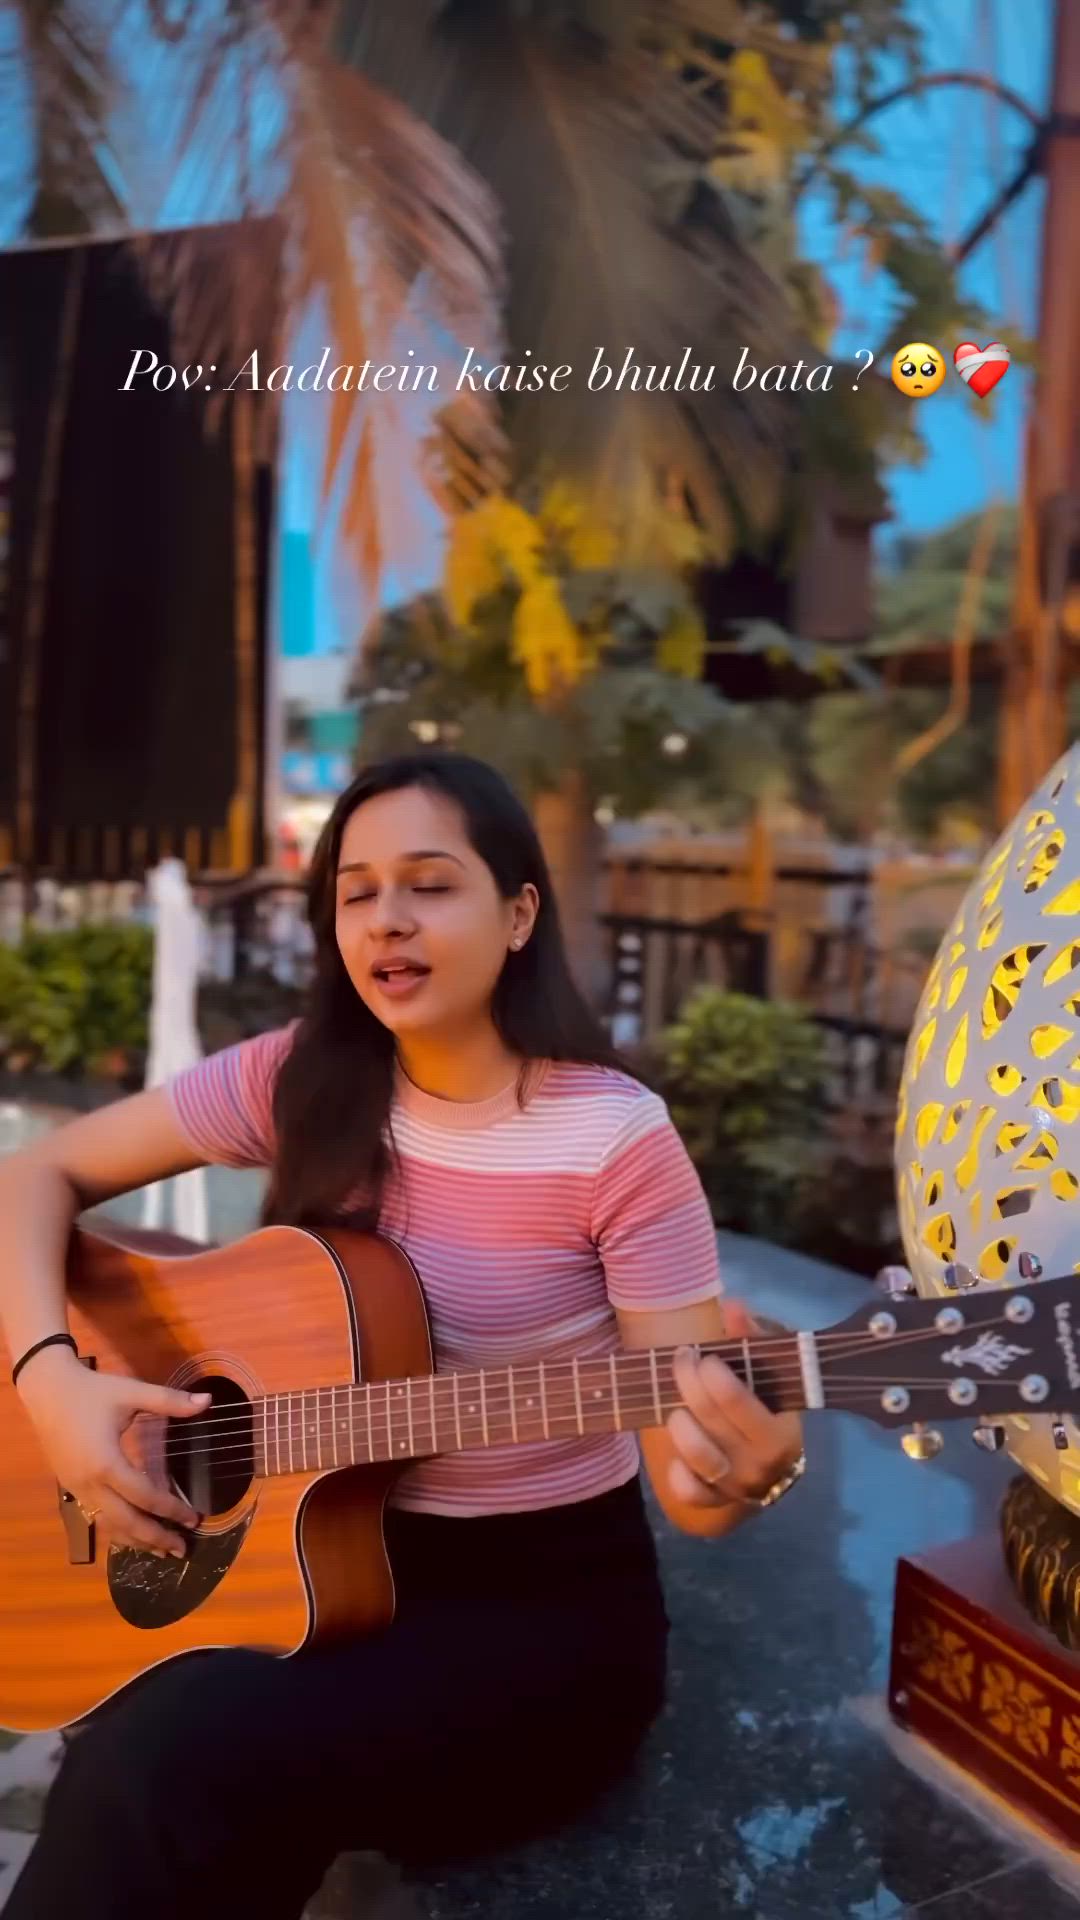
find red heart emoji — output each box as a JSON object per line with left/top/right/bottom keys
{"left": 953, "top": 340, "right": 1010, "bottom": 398}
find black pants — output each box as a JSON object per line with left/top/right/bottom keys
{"left": 8, "top": 1477, "right": 668, "bottom": 1920}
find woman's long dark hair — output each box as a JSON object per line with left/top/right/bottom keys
{"left": 263, "top": 752, "right": 627, "bottom": 1227}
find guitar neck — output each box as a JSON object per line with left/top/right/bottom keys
{"left": 251, "top": 1334, "right": 817, "bottom": 1476}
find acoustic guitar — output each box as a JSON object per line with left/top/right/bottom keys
{"left": 0, "top": 1221, "right": 1075, "bottom": 1732}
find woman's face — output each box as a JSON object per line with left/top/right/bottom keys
{"left": 334, "top": 785, "right": 537, "bottom": 1039}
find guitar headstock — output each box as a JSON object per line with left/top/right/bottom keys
{"left": 815, "top": 1261, "right": 1080, "bottom": 1432}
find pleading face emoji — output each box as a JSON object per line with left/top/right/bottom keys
{"left": 890, "top": 343, "right": 946, "bottom": 398}
{"left": 894, "top": 745, "right": 1080, "bottom": 1513}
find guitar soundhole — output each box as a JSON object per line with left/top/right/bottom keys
{"left": 167, "top": 1374, "right": 254, "bottom": 1518}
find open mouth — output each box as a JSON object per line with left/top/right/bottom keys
{"left": 371, "top": 962, "right": 431, "bottom": 999}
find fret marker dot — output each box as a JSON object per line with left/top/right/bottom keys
{"left": 593, "top": 1390, "right": 602, "bottom": 1399}
{"left": 468, "top": 1405, "right": 476, "bottom": 1414}
{"left": 399, "top": 1442, "right": 407, "bottom": 1450}
{"left": 526, "top": 1398, "right": 534, "bottom": 1407}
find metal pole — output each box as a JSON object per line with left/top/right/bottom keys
{"left": 997, "top": 0, "right": 1080, "bottom": 824}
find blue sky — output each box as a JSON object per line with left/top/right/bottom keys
{"left": 800, "top": 0, "right": 1051, "bottom": 541}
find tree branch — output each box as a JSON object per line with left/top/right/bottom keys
{"left": 948, "top": 135, "right": 1043, "bottom": 264}
{"left": 794, "top": 69, "right": 1044, "bottom": 203}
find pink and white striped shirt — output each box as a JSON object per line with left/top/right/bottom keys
{"left": 167, "top": 1029, "right": 723, "bottom": 1516}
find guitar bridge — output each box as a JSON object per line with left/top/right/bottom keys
{"left": 57, "top": 1354, "right": 97, "bottom": 1565}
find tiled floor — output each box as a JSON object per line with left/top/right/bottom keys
{"left": 0, "top": 1737, "right": 58, "bottom": 1902}
{"left": 2, "top": 1106, "right": 1079, "bottom": 1916}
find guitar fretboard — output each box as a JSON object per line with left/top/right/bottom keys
{"left": 251, "top": 1336, "right": 811, "bottom": 1477}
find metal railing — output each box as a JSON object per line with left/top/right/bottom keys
{"left": 0, "top": 874, "right": 312, "bottom": 988}
{"left": 602, "top": 909, "right": 769, "bottom": 1041}
{"left": 2, "top": 877, "right": 909, "bottom": 1127}
{"left": 601, "top": 907, "right": 907, "bottom": 1132}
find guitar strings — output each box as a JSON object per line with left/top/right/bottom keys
{"left": 154, "top": 1392, "right": 1044, "bottom": 1472}
{"left": 143, "top": 1313, "right": 1022, "bottom": 1443}
{"left": 153, "top": 1385, "right": 1043, "bottom": 1465}
{"left": 143, "top": 1305, "right": 1037, "bottom": 1456}
{"left": 146, "top": 1374, "right": 1042, "bottom": 1474}
{"left": 152, "top": 1357, "right": 1029, "bottom": 1456}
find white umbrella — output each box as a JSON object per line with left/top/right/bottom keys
{"left": 141, "top": 859, "right": 209, "bottom": 1244}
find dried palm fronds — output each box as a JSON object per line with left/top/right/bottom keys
{"left": 9, "top": 0, "right": 507, "bottom": 602}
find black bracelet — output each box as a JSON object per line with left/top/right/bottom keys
{"left": 11, "top": 1333, "right": 78, "bottom": 1389}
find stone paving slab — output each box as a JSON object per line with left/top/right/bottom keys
{"left": 0, "top": 1737, "right": 63, "bottom": 1911}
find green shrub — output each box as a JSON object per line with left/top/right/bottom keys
{"left": 0, "top": 925, "right": 153, "bottom": 1077}
{"left": 0, "top": 944, "right": 38, "bottom": 1060}
{"left": 656, "top": 988, "right": 830, "bottom": 1243}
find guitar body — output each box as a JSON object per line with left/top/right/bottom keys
{"left": 0, "top": 1223, "right": 433, "bottom": 1733}
{"left": 4, "top": 1206, "right": 1074, "bottom": 1735}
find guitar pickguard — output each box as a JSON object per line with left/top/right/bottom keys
{"left": 107, "top": 1508, "right": 254, "bottom": 1629}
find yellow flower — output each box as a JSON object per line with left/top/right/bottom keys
{"left": 510, "top": 577, "right": 585, "bottom": 700}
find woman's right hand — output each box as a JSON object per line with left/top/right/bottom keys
{"left": 16, "top": 1347, "right": 211, "bottom": 1557}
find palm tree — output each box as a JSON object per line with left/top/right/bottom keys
{"left": 6, "top": 0, "right": 508, "bottom": 866}
{"left": 333, "top": 0, "right": 938, "bottom": 990}
{"left": 337, "top": 0, "right": 831, "bottom": 556}
{"left": 7, "top": 2, "right": 978, "bottom": 985}
{"left": 5, "top": 0, "right": 508, "bottom": 675}
{"left": 6, "top": 0, "right": 993, "bottom": 660}
{"left": 6, "top": 3, "right": 792, "bottom": 893}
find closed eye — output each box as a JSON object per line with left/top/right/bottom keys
{"left": 343, "top": 885, "right": 451, "bottom": 904}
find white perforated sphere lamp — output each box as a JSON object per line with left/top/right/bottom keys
{"left": 894, "top": 744, "right": 1080, "bottom": 1514}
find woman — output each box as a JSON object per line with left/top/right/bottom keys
{"left": 0, "top": 753, "right": 803, "bottom": 1920}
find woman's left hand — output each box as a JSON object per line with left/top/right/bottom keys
{"left": 666, "top": 1299, "right": 803, "bottom": 1513}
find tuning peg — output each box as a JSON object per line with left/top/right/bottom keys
{"left": 901, "top": 1423, "right": 945, "bottom": 1461}
{"left": 876, "top": 1265, "right": 916, "bottom": 1297}
{"left": 1018, "top": 1251, "right": 1044, "bottom": 1280}
{"left": 943, "top": 1263, "right": 982, "bottom": 1292}
{"left": 972, "top": 1424, "right": 1007, "bottom": 1452}
{"left": 1052, "top": 1419, "right": 1070, "bottom": 1451}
